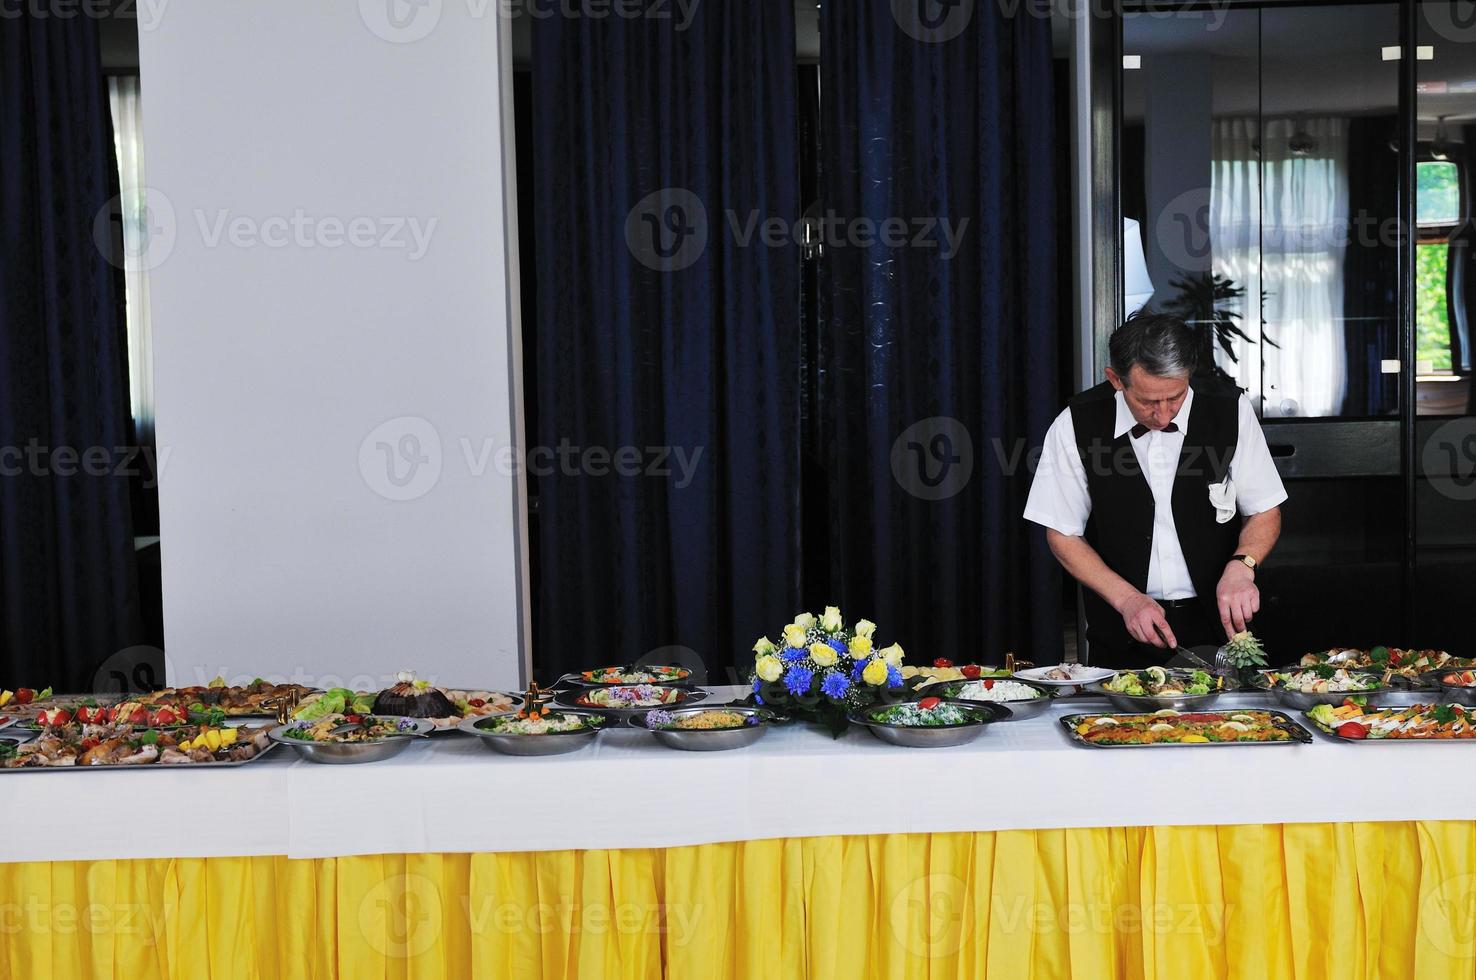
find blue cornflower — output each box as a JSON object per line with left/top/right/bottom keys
{"left": 821, "top": 672, "right": 851, "bottom": 700}
{"left": 827, "top": 637, "right": 847, "bottom": 656}
{"left": 781, "top": 645, "right": 807, "bottom": 662}
{"left": 752, "top": 678, "right": 763, "bottom": 693}
{"left": 784, "top": 666, "right": 815, "bottom": 697}
{"left": 851, "top": 660, "right": 866, "bottom": 681}
{"left": 886, "top": 664, "right": 902, "bottom": 689}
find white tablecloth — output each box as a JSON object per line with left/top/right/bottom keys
{"left": 2, "top": 688, "right": 1469, "bottom": 863}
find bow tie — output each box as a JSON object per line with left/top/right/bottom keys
{"left": 1130, "top": 422, "right": 1179, "bottom": 439}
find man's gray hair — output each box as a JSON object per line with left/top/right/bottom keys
{"left": 1108, "top": 312, "right": 1199, "bottom": 382}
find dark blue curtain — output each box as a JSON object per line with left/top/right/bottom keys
{"left": 0, "top": 16, "right": 142, "bottom": 691}
{"left": 531, "top": 4, "right": 800, "bottom": 681}
{"left": 820, "top": 1, "right": 1062, "bottom": 662}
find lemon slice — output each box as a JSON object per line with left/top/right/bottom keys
{"left": 1180, "top": 734, "right": 1210, "bottom": 743}
{"left": 1229, "top": 714, "right": 1255, "bottom": 724}
{"left": 1152, "top": 709, "right": 1180, "bottom": 717}
{"left": 1146, "top": 666, "right": 1168, "bottom": 687}
{"left": 1091, "top": 717, "right": 1120, "bottom": 726}
{"left": 1149, "top": 723, "right": 1174, "bottom": 732}
{"left": 1219, "top": 721, "right": 1250, "bottom": 732}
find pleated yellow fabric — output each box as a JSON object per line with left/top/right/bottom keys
{"left": 5, "top": 823, "right": 1476, "bottom": 980}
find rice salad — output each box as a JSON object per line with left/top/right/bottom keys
{"left": 481, "top": 712, "right": 597, "bottom": 735}
{"left": 952, "top": 679, "right": 1043, "bottom": 702}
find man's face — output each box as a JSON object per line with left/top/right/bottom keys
{"left": 1105, "top": 365, "right": 1190, "bottom": 431}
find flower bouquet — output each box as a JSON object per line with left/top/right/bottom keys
{"left": 747, "top": 607, "right": 918, "bottom": 736}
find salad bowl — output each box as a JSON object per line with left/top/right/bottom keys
{"left": 1090, "top": 667, "right": 1234, "bottom": 712}
{"left": 848, "top": 699, "right": 1009, "bottom": 748}
{"left": 1250, "top": 668, "right": 1390, "bottom": 711}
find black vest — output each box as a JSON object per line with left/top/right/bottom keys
{"left": 1069, "top": 379, "right": 1242, "bottom": 650}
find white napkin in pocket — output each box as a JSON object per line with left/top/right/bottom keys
{"left": 1208, "top": 478, "right": 1237, "bottom": 524}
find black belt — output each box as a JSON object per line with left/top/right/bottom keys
{"left": 1157, "top": 598, "right": 1200, "bottom": 609}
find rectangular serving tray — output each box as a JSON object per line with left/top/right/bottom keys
{"left": 0, "top": 732, "right": 282, "bottom": 771}
{"left": 1304, "top": 705, "right": 1476, "bottom": 743}
{"left": 1058, "top": 709, "right": 1313, "bottom": 748}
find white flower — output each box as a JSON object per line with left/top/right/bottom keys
{"left": 854, "top": 619, "right": 877, "bottom": 640}
{"left": 880, "top": 643, "right": 905, "bottom": 666}
{"left": 821, "top": 606, "right": 843, "bottom": 632}
{"left": 783, "top": 624, "right": 808, "bottom": 648}
{"left": 755, "top": 655, "right": 783, "bottom": 683}
{"left": 793, "top": 612, "right": 817, "bottom": 630}
{"left": 1208, "top": 479, "right": 1237, "bottom": 524}
{"left": 753, "top": 636, "right": 776, "bottom": 656}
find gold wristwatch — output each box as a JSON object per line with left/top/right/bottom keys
{"left": 1231, "top": 554, "right": 1258, "bottom": 571}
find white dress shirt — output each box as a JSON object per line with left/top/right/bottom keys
{"left": 1023, "top": 388, "right": 1288, "bottom": 600}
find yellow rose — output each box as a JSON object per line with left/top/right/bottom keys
{"left": 809, "top": 642, "right": 838, "bottom": 668}
{"left": 881, "top": 643, "right": 905, "bottom": 666}
{"left": 753, "top": 636, "right": 775, "bottom": 656}
{"left": 793, "top": 612, "right": 816, "bottom": 630}
{"left": 821, "top": 606, "right": 843, "bottom": 632}
{"left": 784, "top": 624, "right": 808, "bottom": 648}
{"left": 848, "top": 635, "right": 873, "bottom": 660}
{"left": 854, "top": 619, "right": 877, "bottom": 640}
{"left": 755, "top": 655, "right": 783, "bottom": 683}
{"left": 861, "top": 658, "right": 889, "bottom": 686}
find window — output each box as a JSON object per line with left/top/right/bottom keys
{"left": 1415, "top": 159, "right": 1461, "bottom": 375}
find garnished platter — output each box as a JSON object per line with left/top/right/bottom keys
{"left": 914, "top": 677, "right": 1054, "bottom": 720}
{"left": 849, "top": 697, "right": 1009, "bottom": 748}
{"left": 565, "top": 665, "right": 694, "bottom": 687}
{"left": 554, "top": 684, "right": 707, "bottom": 717}
{"left": 1305, "top": 701, "right": 1476, "bottom": 741}
{"left": 460, "top": 708, "right": 606, "bottom": 756}
{"left": 268, "top": 714, "right": 433, "bottom": 764}
{"left": 631, "top": 706, "right": 769, "bottom": 751}
{"left": 0, "top": 722, "right": 277, "bottom": 770}
{"left": 1093, "top": 667, "right": 1233, "bottom": 711}
{"left": 1059, "top": 708, "right": 1312, "bottom": 748}
{"left": 1249, "top": 667, "right": 1391, "bottom": 710}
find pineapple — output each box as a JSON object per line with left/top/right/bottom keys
{"left": 1222, "top": 630, "right": 1268, "bottom": 670}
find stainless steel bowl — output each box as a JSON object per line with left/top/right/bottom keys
{"left": 458, "top": 710, "right": 605, "bottom": 755}
{"left": 1251, "top": 671, "right": 1390, "bottom": 711}
{"left": 627, "top": 706, "right": 769, "bottom": 751}
{"left": 268, "top": 717, "right": 433, "bottom": 764}
{"left": 1088, "top": 669, "right": 1235, "bottom": 712}
{"left": 553, "top": 686, "right": 708, "bottom": 719}
{"left": 561, "top": 665, "right": 696, "bottom": 688}
{"left": 914, "top": 679, "right": 1054, "bottom": 721}
{"left": 849, "top": 700, "right": 1009, "bottom": 748}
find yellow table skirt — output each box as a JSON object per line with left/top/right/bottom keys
{"left": 5, "top": 822, "right": 1476, "bottom": 980}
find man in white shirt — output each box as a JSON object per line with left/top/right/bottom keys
{"left": 1024, "top": 313, "right": 1288, "bottom": 666}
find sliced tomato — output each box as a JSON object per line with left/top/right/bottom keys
{"left": 344, "top": 714, "right": 363, "bottom": 725}
{"left": 469, "top": 698, "right": 486, "bottom": 708}
{"left": 128, "top": 707, "right": 149, "bottom": 725}
{"left": 960, "top": 665, "right": 981, "bottom": 680}
{"left": 917, "top": 697, "right": 942, "bottom": 710}
{"left": 51, "top": 708, "right": 72, "bottom": 726}
{"left": 1337, "top": 722, "right": 1369, "bottom": 740}
{"left": 14, "top": 689, "right": 34, "bottom": 705}
{"left": 933, "top": 659, "right": 953, "bottom": 669}
{"left": 983, "top": 679, "right": 995, "bottom": 690}
{"left": 73, "top": 706, "right": 91, "bottom": 724}
{"left": 80, "top": 737, "right": 100, "bottom": 751}
{"left": 1176, "top": 713, "right": 1225, "bottom": 723}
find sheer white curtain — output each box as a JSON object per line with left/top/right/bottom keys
{"left": 108, "top": 76, "right": 154, "bottom": 444}
{"left": 1211, "top": 116, "right": 1349, "bottom": 417}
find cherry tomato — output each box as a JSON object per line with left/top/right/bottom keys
{"left": 52, "top": 709, "right": 72, "bottom": 726}
{"left": 80, "top": 737, "right": 100, "bottom": 751}
{"left": 960, "top": 665, "right": 981, "bottom": 680}
{"left": 1337, "top": 722, "right": 1369, "bottom": 740}
{"left": 344, "top": 714, "right": 363, "bottom": 724}
{"left": 129, "top": 707, "right": 149, "bottom": 725}
{"left": 933, "top": 659, "right": 954, "bottom": 669}
{"left": 469, "top": 698, "right": 486, "bottom": 708}
{"left": 74, "top": 706, "right": 90, "bottom": 724}
{"left": 983, "top": 679, "right": 995, "bottom": 690}
{"left": 14, "top": 689, "right": 34, "bottom": 705}
{"left": 917, "top": 697, "right": 941, "bottom": 710}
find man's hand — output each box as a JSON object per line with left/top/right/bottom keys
{"left": 1216, "top": 561, "right": 1260, "bottom": 639}
{"left": 1115, "top": 592, "right": 1176, "bottom": 648}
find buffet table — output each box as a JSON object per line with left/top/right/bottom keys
{"left": 4, "top": 688, "right": 1476, "bottom": 979}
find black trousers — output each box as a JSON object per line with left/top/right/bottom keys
{"left": 1085, "top": 601, "right": 1222, "bottom": 669}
